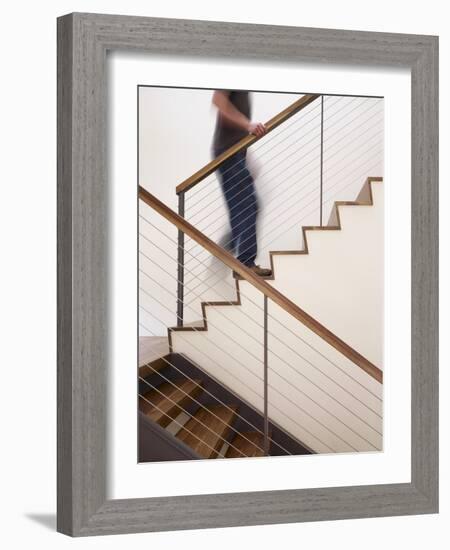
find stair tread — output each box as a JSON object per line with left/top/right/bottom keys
{"left": 176, "top": 405, "right": 238, "bottom": 459}
{"left": 139, "top": 355, "right": 170, "bottom": 378}
{"left": 226, "top": 431, "right": 267, "bottom": 458}
{"left": 139, "top": 378, "right": 203, "bottom": 428}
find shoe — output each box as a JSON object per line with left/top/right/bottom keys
{"left": 233, "top": 265, "right": 272, "bottom": 279}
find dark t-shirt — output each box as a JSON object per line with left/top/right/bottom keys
{"left": 212, "top": 90, "right": 251, "bottom": 154}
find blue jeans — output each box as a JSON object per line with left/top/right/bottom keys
{"left": 214, "top": 149, "right": 258, "bottom": 267}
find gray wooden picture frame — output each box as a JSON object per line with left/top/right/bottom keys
{"left": 57, "top": 12, "right": 439, "bottom": 536}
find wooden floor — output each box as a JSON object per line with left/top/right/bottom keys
{"left": 139, "top": 336, "right": 169, "bottom": 366}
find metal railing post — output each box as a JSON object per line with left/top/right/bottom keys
{"left": 319, "top": 95, "right": 324, "bottom": 227}
{"left": 176, "top": 192, "right": 185, "bottom": 327}
{"left": 263, "top": 295, "right": 269, "bottom": 456}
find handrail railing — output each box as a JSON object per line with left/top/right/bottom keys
{"left": 175, "top": 93, "right": 320, "bottom": 195}
{"left": 139, "top": 185, "right": 383, "bottom": 385}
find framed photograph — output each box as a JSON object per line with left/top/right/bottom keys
{"left": 57, "top": 13, "right": 438, "bottom": 536}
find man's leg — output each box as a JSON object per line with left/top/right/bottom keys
{"left": 233, "top": 163, "right": 258, "bottom": 266}
{"left": 217, "top": 151, "right": 270, "bottom": 276}
{"left": 216, "top": 151, "right": 248, "bottom": 257}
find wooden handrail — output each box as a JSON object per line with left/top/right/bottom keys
{"left": 176, "top": 93, "right": 321, "bottom": 195}
{"left": 139, "top": 186, "right": 383, "bottom": 384}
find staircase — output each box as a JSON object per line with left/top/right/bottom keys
{"left": 168, "top": 178, "right": 383, "bottom": 454}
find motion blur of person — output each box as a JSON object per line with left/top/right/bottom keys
{"left": 212, "top": 90, "right": 272, "bottom": 278}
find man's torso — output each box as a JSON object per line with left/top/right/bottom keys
{"left": 212, "top": 90, "right": 251, "bottom": 154}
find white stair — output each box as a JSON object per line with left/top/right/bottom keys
{"left": 170, "top": 177, "right": 384, "bottom": 454}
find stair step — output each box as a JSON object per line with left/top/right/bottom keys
{"left": 139, "top": 379, "right": 203, "bottom": 428}
{"left": 182, "top": 319, "right": 205, "bottom": 328}
{"left": 226, "top": 431, "right": 267, "bottom": 458}
{"left": 176, "top": 405, "right": 238, "bottom": 459}
{"left": 139, "top": 355, "right": 171, "bottom": 379}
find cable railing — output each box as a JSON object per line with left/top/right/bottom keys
{"left": 182, "top": 142, "right": 382, "bottom": 302}
{"left": 138, "top": 92, "right": 384, "bottom": 459}
{"left": 139, "top": 216, "right": 383, "bottom": 408}
{"left": 176, "top": 94, "right": 383, "bottom": 323}
{"left": 138, "top": 188, "right": 383, "bottom": 457}
{"left": 139, "top": 265, "right": 382, "bottom": 444}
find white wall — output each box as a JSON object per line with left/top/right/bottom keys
{"left": 139, "top": 89, "right": 383, "bottom": 336}
{"left": 2, "top": 1, "right": 448, "bottom": 549}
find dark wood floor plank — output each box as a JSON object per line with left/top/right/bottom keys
{"left": 139, "top": 378, "right": 203, "bottom": 427}
{"left": 176, "top": 405, "right": 238, "bottom": 458}
{"left": 226, "top": 431, "right": 266, "bottom": 458}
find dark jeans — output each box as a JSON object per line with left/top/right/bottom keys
{"left": 214, "top": 148, "right": 258, "bottom": 267}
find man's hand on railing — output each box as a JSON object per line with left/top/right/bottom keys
{"left": 247, "top": 121, "right": 267, "bottom": 137}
